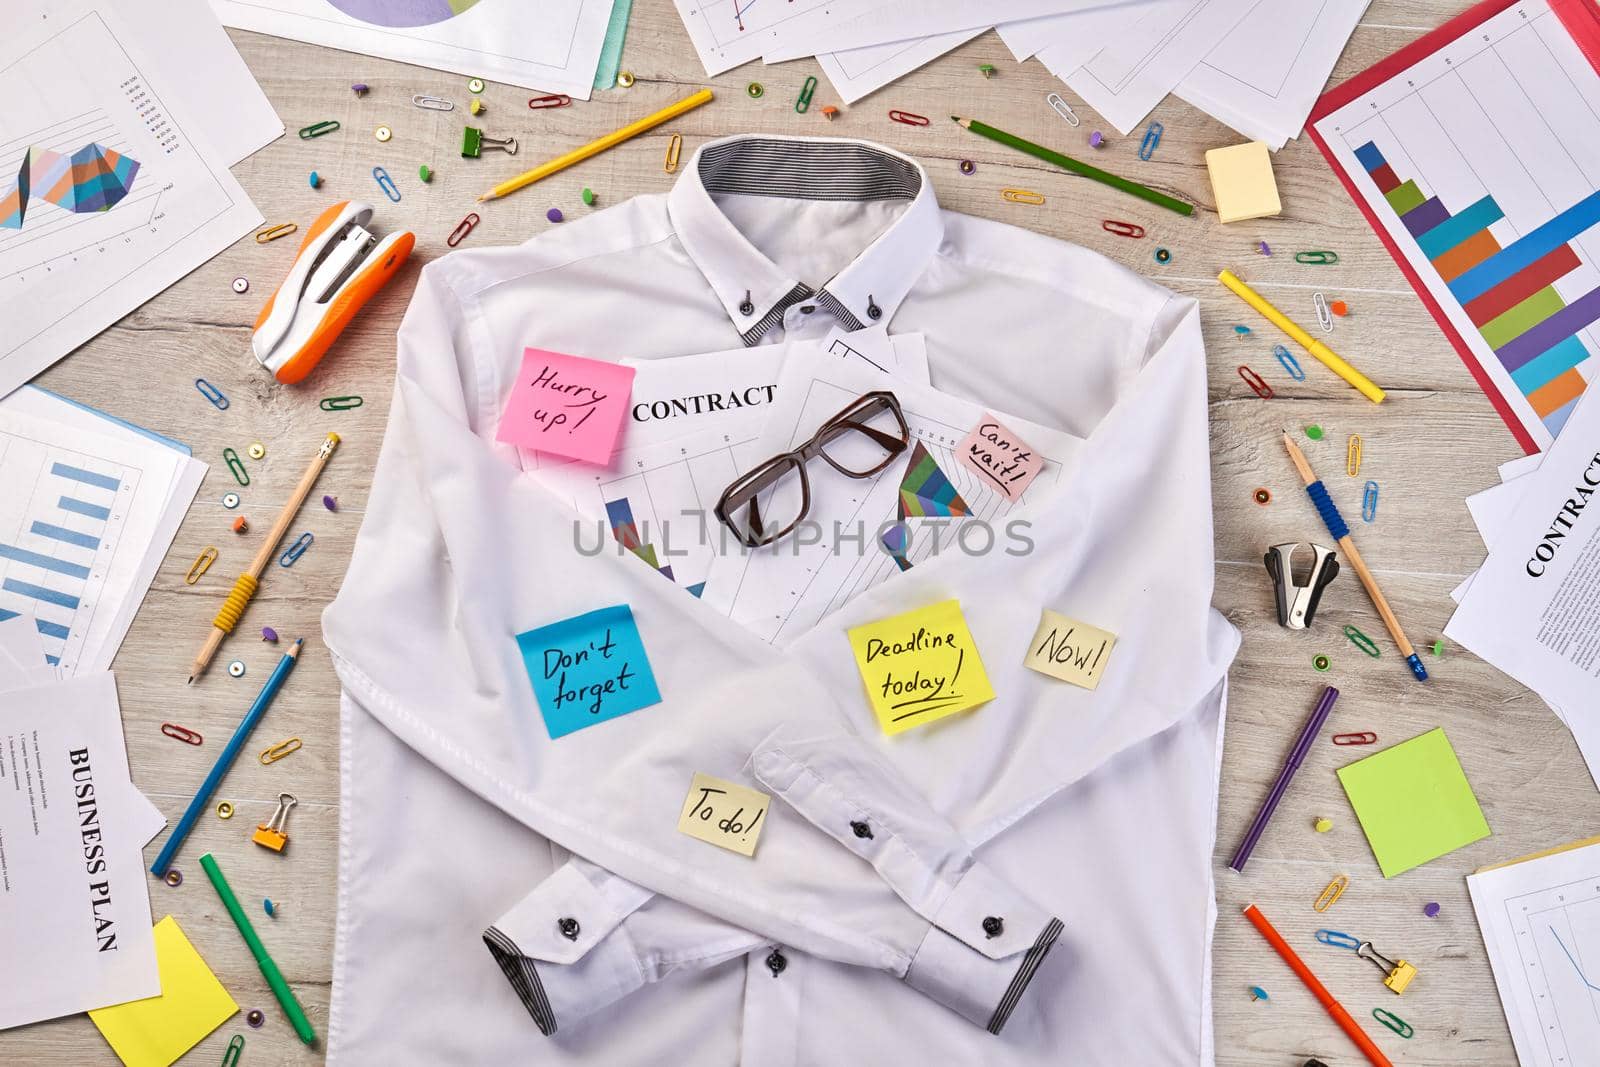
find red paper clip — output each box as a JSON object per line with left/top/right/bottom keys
{"left": 528, "top": 94, "right": 572, "bottom": 109}
{"left": 1102, "top": 219, "right": 1145, "bottom": 238}
{"left": 162, "top": 722, "right": 203, "bottom": 745}
{"left": 1237, "top": 364, "right": 1274, "bottom": 398}
{"left": 888, "top": 110, "right": 930, "bottom": 126}
{"left": 447, "top": 212, "right": 480, "bottom": 248}
{"left": 1333, "top": 732, "right": 1378, "bottom": 745}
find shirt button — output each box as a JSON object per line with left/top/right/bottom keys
{"left": 850, "top": 820, "right": 873, "bottom": 839}
{"left": 799, "top": 305, "right": 815, "bottom": 314}
{"left": 867, "top": 297, "right": 882, "bottom": 320}
{"left": 982, "top": 916, "right": 1004, "bottom": 939}
{"left": 739, "top": 301, "right": 755, "bottom": 315}
{"left": 765, "top": 949, "right": 787, "bottom": 977}
{"left": 558, "top": 917, "right": 580, "bottom": 940}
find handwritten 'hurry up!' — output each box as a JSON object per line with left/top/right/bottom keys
{"left": 847, "top": 599, "right": 995, "bottom": 735}
{"left": 496, "top": 348, "right": 635, "bottom": 463}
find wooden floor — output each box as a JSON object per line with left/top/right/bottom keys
{"left": 4, "top": 3, "right": 1588, "bottom": 1063}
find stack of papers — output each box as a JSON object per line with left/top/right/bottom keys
{"left": 673, "top": 0, "right": 1369, "bottom": 146}
{"left": 1446, "top": 387, "right": 1600, "bottom": 788}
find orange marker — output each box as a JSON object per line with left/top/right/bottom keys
{"left": 1243, "top": 904, "right": 1393, "bottom": 1066}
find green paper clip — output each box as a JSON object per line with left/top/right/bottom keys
{"left": 795, "top": 76, "right": 817, "bottom": 114}
{"left": 1295, "top": 250, "right": 1339, "bottom": 264}
{"left": 298, "top": 120, "right": 340, "bottom": 139}
{"left": 1372, "top": 1007, "right": 1414, "bottom": 1039}
{"left": 1344, "top": 625, "right": 1380, "bottom": 658}
{"left": 222, "top": 1034, "right": 244, "bottom": 1067}
{"left": 320, "top": 396, "right": 364, "bottom": 411}
{"left": 223, "top": 447, "right": 249, "bottom": 486}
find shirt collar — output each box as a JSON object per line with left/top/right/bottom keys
{"left": 668, "top": 135, "right": 944, "bottom": 345}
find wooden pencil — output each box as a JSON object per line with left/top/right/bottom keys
{"left": 1282, "top": 432, "right": 1427, "bottom": 682}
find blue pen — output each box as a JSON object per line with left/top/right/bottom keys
{"left": 151, "top": 639, "right": 303, "bottom": 877}
{"left": 1283, "top": 433, "right": 1427, "bottom": 682}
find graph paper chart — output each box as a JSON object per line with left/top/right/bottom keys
{"left": 0, "top": 423, "right": 140, "bottom": 670}
{"left": 1504, "top": 873, "right": 1600, "bottom": 1065}
{"left": 1311, "top": 0, "right": 1600, "bottom": 450}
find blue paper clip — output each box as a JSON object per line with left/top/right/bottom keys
{"left": 1362, "top": 480, "right": 1379, "bottom": 523}
{"left": 373, "top": 166, "right": 401, "bottom": 203}
{"left": 195, "top": 378, "right": 229, "bottom": 410}
{"left": 1315, "top": 929, "right": 1361, "bottom": 950}
{"left": 1274, "top": 344, "right": 1305, "bottom": 381}
{"left": 280, "top": 531, "right": 314, "bottom": 567}
{"left": 1139, "top": 122, "right": 1162, "bottom": 160}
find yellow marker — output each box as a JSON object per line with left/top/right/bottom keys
{"left": 847, "top": 599, "right": 995, "bottom": 735}
{"left": 677, "top": 772, "right": 770, "bottom": 856}
{"left": 1218, "top": 270, "right": 1386, "bottom": 404}
{"left": 479, "top": 88, "right": 714, "bottom": 202}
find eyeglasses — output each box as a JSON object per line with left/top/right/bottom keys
{"left": 716, "top": 391, "right": 909, "bottom": 547}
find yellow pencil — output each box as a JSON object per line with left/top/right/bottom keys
{"left": 479, "top": 88, "right": 715, "bottom": 203}
{"left": 1218, "top": 270, "right": 1386, "bottom": 404}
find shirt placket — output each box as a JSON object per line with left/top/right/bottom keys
{"left": 740, "top": 945, "right": 802, "bottom": 1067}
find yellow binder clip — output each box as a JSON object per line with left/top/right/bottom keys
{"left": 1358, "top": 941, "right": 1418, "bottom": 994}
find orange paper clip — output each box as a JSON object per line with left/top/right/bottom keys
{"left": 1333, "top": 731, "right": 1378, "bottom": 745}
{"left": 448, "top": 213, "right": 480, "bottom": 248}
{"left": 528, "top": 94, "right": 572, "bottom": 109}
{"left": 1238, "top": 364, "right": 1274, "bottom": 398}
{"left": 888, "top": 110, "right": 929, "bottom": 126}
{"left": 1102, "top": 219, "right": 1145, "bottom": 238}
{"left": 162, "top": 722, "right": 203, "bottom": 745}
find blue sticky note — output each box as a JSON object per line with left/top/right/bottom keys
{"left": 516, "top": 604, "right": 661, "bottom": 738}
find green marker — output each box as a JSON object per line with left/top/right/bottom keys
{"left": 199, "top": 853, "right": 316, "bottom": 1045}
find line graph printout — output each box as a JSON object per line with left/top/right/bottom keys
{"left": 1311, "top": 0, "right": 1600, "bottom": 451}
{"left": 1471, "top": 838, "right": 1600, "bottom": 1066}
{"left": 701, "top": 353, "right": 1078, "bottom": 646}
{"left": 0, "top": 10, "right": 260, "bottom": 398}
{"left": 674, "top": 0, "right": 898, "bottom": 74}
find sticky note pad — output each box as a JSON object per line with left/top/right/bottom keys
{"left": 89, "top": 916, "right": 237, "bottom": 1067}
{"left": 517, "top": 604, "right": 662, "bottom": 739}
{"left": 847, "top": 599, "right": 994, "bottom": 735}
{"left": 496, "top": 347, "right": 635, "bottom": 463}
{"left": 1337, "top": 727, "right": 1491, "bottom": 878}
{"left": 1205, "top": 142, "right": 1282, "bottom": 224}
{"left": 957, "top": 414, "right": 1044, "bottom": 502}
{"left": 677, "top": 772, "right": 771, "bottom": 856}
{"left": 1024, "top": 609, "right": 1117, "bottom": 690}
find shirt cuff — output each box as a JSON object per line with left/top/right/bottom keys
{"left": 905, "top": 913, "right": 1064, "bottom": 1033}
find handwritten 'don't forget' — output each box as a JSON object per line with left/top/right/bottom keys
{"left": 496, "top": 347, "right": 635, "bottom": 464}
{"left": 847, "top": 599, "right": 995, "bottom": 735}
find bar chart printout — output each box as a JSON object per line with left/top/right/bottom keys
{"left": 1310, "top": 0, "right": 1600, "bottom": 452}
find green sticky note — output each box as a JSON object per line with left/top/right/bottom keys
{"left": 1336, "top": 727, "right": 1490, "bottom": 877}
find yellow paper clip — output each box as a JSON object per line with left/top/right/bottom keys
{"left": 1314, "top": 874, "right": 1348, "bottom": 912}
{"left": 186, "top": 546, "right": 218, "bottom": 585}
{"left": 255, "top": 222, "right": 298, "bottom": 244}
{"left": 665, "top": 133, "right": 682, "bottom": 173}
{"left": 1347, "top": 434, "right": 1363, "bottom": 476}
{"left": 1002, "top": 188, "right": 1045, "bottom": 205}
{"left": 260, "top": 737, "right": 303, "bottom": 764}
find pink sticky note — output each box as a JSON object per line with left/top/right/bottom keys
{"left": 957, "top": 414, "right": 1043, "bottom": 501}
{"left": 497, "top": 348, "right": 635, "bottom": 463}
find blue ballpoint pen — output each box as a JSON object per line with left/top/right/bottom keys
{"left": 151, "top": 638, "right": 303, "bottom": 876}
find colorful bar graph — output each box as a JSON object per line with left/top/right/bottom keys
{"left": 1355, "top": 140, "right": 1596, "bottom": 435}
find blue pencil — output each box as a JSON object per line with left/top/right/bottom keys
{"left": 151, "top": 638, "right": 302, "bottom": 877}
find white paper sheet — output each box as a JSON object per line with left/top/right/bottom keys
{"left": 999, "top": 1, "right": 1155, "bottom": 63}
{"left": 0, "top": 8, "right": 262, "bottom": 399}
{"left": 1059, "top": 0, "right": 1257, "bottom": 134}
{"left": 0, "top": 672, "right": 159, "bottom": 1030}
{"left": 763, "top": 0, "right": 1122, "bottom": 63}
{"left": 0, "top": 391, "right": 205, "bottom": 674}
{"left": 215, "top": 0, "right": 616, "bottom": 98}
{"left": 817, "top": 28, "right": 985, "bottom": 104}
{"left": 1468, "top": 838, "right": 1600, "bottom": 1066}
{"left": 1174, "top": 0, "right": 1370, "bottom": 149}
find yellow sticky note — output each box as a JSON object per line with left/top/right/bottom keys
{"left": 1336, "top": 727, "right": 1491, "bottom": 878}
{"left": 1205, "top": 141, "right": 1282, "bottom": 224}
{"left": 89, "top": 916, "right": 238, "bottom": 1067}
{"left": 847, "top": 599, "right": 994, "bottom": 735}
{"left": 1024, "top": 609, "right": 1117, "bottom": 690}
{"left": 677, "top": 772, "right": 771, "bottom": 856}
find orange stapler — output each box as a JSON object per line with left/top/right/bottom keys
{"left": 252, "top": 200, "right": 414, "bottom": 383}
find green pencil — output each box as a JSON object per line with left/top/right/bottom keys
{"left": 953, "top": 116, "right": 1194, "bottom": 217}
{"left": 199, "top": 852, "right": 317, "bottom": 1045}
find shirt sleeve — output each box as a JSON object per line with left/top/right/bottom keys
{"left": 324, "top": 260, "right": 1206, "bottom": 1037}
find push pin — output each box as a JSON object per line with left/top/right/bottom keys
{"left": 252, "top": 793, "right": 298, "bottom": 853}
{"left": 1357, "top": 941, "right": 1418, "bottom": 995}
{"left": 470, "top": 98, "right": 486, "bottom": 115}
{"left": 978, "top": 64, "right": 996, "bottom": 78}
{"left": 461, "top": 126, "right": 517, "bottom": 158}
{"left": 1264, "top": 543, "right": 1340, "bottom": 630}
{"left": 323, "top": 494, "right": 338, "bottom": 511}
{"left": 821, "top": 105, "right": 840, "bottom": 121}
{"left": 351, "top": 82, "right": 369, "bottom": 96}
{"left": 232, "top": 516, "right": 249, "bottom": 534}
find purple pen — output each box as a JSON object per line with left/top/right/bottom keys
{"left": 1229, "top": 686, "right": 1340, "bottom": 873}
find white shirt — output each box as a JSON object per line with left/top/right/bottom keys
{"left": 323, "top": 135, "right": 1240, "bottom": 1065}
